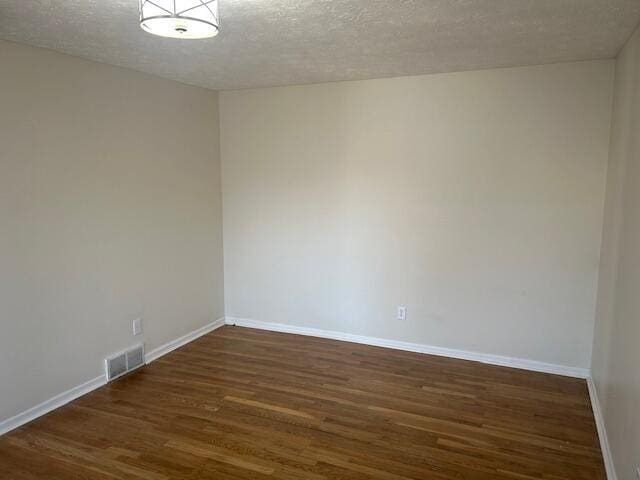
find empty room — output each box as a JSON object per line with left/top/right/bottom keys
{"left": 1, "top": 1, "right": 640, "bottom": 479}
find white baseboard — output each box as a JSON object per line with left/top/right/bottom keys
{"left": 225, "top": 317, "right": 590, "bottom": 379}
{"left": 0, "top": 317, "right": 226, "bottom": 437}
{"left": 587, "top": 377, "right": 617, "bottom": 480}
{"left": 0, "top": 374, "right": 107, "bottom": 437}
{"left": 145, "top": 316, "right": 226, "bottom": 364}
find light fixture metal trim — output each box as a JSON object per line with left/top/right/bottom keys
{"left": 139, "top": 0, "right": 219, "bottom": 40}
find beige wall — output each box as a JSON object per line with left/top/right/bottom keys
{"left": 0, "top": 35, "right": 629, "bottom": 453}
{"left": 591, "top": 26, "right": 640, "bottom": 480}
{"left": 220, "top": 61, "right": 614, "bottom": 369}
{"left": 0, "top": 40, "right": 224, "bottom": 422}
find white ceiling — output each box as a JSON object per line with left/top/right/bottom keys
{"left": 1, "top": 1, "right": 639, "bottom": 91}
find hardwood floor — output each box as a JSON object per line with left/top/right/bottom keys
{"left": 0, "top": 326, "right": 604, "bottom": 479}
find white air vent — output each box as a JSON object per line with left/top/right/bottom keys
{"left": 105, "top": 344, "right": 145, "bottom": 381}
{"left": 126, "top": 346, "right": 144, "bottom": 370}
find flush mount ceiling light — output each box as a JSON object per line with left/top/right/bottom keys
{"left": 139, "top": 0, "right": 219, "bottom": 39}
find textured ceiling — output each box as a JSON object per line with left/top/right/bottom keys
{"left": 1, "top": 1, "right": 639, "bottom": 90}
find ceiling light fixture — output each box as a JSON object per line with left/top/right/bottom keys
{"left": 139, "top": 0, "right": 219, "bottom": 40}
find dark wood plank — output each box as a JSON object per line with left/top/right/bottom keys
{"left": 0, "top": 326, "right": 605, "bottom": 479}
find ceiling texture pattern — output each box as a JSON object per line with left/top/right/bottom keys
{"left": 1, "top": 0, "right": 639, "bottom": 90}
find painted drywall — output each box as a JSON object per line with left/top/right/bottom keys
{"left": 591, "top": 25, "right": 640, "bottom": 480}
{"left": 220, "top": 61, "right": 614, "bottom": 370}
{"left": 0, "top": 40, "right": 224, "bottom": 423}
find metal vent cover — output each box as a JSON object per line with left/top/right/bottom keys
{"left": 105, "top": 344, "right": 145, "bottom": 381}
{"left": 126, "top": 345, "right": 144, "bottom": 370}
{"left": 106, "top": 353, "right": 127, "bottom": 381}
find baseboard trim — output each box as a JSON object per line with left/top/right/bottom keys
{"left": 0, "top": 374, "right": 107, "bottom": 437}
{"left": 145, "top": 316, "right": 226, "bottom": 364}
{"left": 0, "top": 317, "right": 226, "bottom": 437}
{"left": 587, "top": 377, "right": 617, "bottom": 480}
{"left": 225, "top": 317, "right": 590, "bottom": 379}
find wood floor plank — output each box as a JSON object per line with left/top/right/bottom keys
{"left": 0, "top": 326, "right": 605, "bottom": 479}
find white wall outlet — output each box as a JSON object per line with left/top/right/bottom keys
{"left": 397, "top": 306, "right": 407, "bottom": 321}
{"left": 132, "top": 318, "right": 143, "bottom": 336}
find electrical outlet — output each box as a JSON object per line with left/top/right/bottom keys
{"left": 132, "top": 318, "right": 143, "bottom": 336}
{"left": 397, "top": 306, "right": 406, "bottom": 321}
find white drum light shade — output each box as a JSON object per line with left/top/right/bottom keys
{"left": 139, "top": 0, "right": 219, "bottom": 39}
